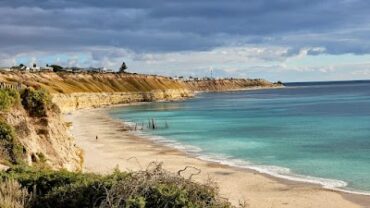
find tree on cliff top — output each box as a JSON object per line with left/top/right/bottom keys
{"left": 119, "top": 62, "right": 127, "bottom": 73}
{"left": 50, "top": 65, "right": 63, "bottom": 72}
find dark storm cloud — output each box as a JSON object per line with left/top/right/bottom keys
{"left": 1, "top": 0, "right": 370, "bottom": 54}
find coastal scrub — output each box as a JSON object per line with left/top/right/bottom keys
{"left": 0, "top": 164, "right": 233, "bottom": 208}
{"left": 0, "top": 121, "right": 24, "bottom": 165}
{"left": 20, "top": 88, "right": 52, "bottom": 117}
{"left": 0, "top": 88, "right": 20, "bottom": 111}
{"left": 0, "top": 179, "right": 31, "bottom": 208}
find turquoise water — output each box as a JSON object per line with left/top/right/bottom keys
{"left": 109, "top": 81, "right": 370, "bottom": 193}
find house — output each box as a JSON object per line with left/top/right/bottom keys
{"left": 72, "top": 67, "right": 83, "bottom": 73}
{"left": 101, "top": 68, "right": 114, "bottom": 73}
{"left": 40, "top": 66, "right": 53, "bottom": 72}
{"left": 104, "top": 69, "right": 114, "bottom": 73}
{"left": 30, "top": 64, "right": 40, "bottom": 72}
{"left": 0, "top": 67, "right": 12, "bottom": 72}
{"left": 87, "top": 67, "right": 103, "bottom": 73}
{"left": 11, "top": 65, "right": 29, "bottom": 72}
{"left": 62, "top": 68, "right": 73, "bottom": 72}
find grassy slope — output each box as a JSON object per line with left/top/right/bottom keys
{"left": 0, "top": 72, "right": 277, "bottom": 94}
{"left": 0, "top": 72, "right": 187, "bottom": 94}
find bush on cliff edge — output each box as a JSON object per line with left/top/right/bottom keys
{"left": 0, "top": 88, "right": 20, "bottom": 111}
{"left": 0, "top": 121, "right": 24, "bottom": 165}
{"left": 20, "top": 88, "right": 52, "bottom": 117}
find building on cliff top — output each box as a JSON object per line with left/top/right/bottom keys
{"left": 40, "top": 66, "right": 53, "bottom": 72}
{"left": 0, "top": 67, "right": 12, "bottom": 72}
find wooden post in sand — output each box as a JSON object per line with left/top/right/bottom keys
{"left": 151, "top": 118, "right": 156, "bottom": 129}
{"left": 165, "top": 121, "right": 169, "bottom": 129}
{"left": 148, "top": 118, "right": 157, "bottom": 130}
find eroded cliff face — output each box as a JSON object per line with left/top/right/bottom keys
{"left": 0, "top": 72, "right": 190, "bottom": 94}
{"left": 51, "top": 79, "right": 281, "bottom": 113}
{"left": 53, "top": 89, "right": 194, "bottom": 113}
{"left": 0, "top": 88, "right": 83, "bottom": 171}
{"left": 3, "top": 107, "right": 83, "bottom": 171}
{"left": 0, "top": 72, "right": 281, "bottom": 113}
{"left": 184, "top": 79, "right": 281, "bottom": 92}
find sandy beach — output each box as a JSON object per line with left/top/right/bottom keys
{"left": 66, "top": 107, "right": 370, "bottom": 208}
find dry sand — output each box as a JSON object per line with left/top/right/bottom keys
{"left": 66, "top": 107, "right": 370, "bottom": 208}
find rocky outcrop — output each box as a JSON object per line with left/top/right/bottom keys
{"left": 3, "top": 107, "right": 83, "bottom": 171}
{"left": 53, "top": 89, "right": 193, "bottom": 113}
{"left": 1, "top": 96, "right": 83, "bottom": 171}
{"left": 42, "top": 76, "right": 281, "bottom": 112}
{"left": 184, "top": 79, "right": 281, "bottom": 92}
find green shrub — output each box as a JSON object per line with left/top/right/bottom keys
{"left": 35, "top": 152, "right": 46, "bottom": 163}
{"left": 0, "top": 164, "right": 233, "bottom": 208}
{"left": 125, "top": 196, "right": 146, "bottom": 208}
{"left": 0, "top": 166, "right": 99, "bottom": 195}
{"left": 0, "top": 88, "right": 20, "bottom": 111}
{"left": 20, "top": 88, "right": 51, "bottom": 117}
{"left": 0, "top": 121, "right": 24, "bottom": 165}
{"left": 0, "top": 121, "right": 15, "bottom": 142}
{"left": 0, "top": 166, "right": 128, "bottom": 208}
{"left": 97, "top": 163, "right": 231, "bottom": 208}
{"left": 275, "top": 81, "right": 283, "bottom": 85}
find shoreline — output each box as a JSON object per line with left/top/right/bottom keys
{"left": 123, "top": 124, "right": 356, "bottom": 194}
{"left": 66, "top": 106, "right": 370, "bottom": 208}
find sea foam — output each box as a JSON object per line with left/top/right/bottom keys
{"left": 129, "top": 126, "right": 345, "bottom": 187}
{"left": 124, "top": 123, "right": 370, "bottom": 196}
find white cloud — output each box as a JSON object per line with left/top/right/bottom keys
{"left": 1, "top": 44, "right": 370, "bottom": 82}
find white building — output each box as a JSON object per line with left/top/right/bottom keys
{"left": 102, "top": 67, "right": 114, "bottom": 73}
{"left": 40, "top": 66, "right": 53, "bottom": 72}
{"left": 30, "top": 65, "right": 40, "bottom": 72}
{"left": 0, "top": 67, "right": 11, "bottom": 72}
{"left": 11, "top": 65, "right": 30, "bottom": 72}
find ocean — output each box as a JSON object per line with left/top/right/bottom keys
{"left": 109, "top": 80, "right": 370, "bottom": 194}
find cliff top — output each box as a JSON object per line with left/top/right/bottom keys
{"left": 0, "top": 72, "right": 278, "bottom": 94}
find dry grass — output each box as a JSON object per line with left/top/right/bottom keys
{"left": 0, "top": 179, "right": 31, "bottom": 208}
{"left": 99, "top": 162, "right": 232, "bottom": 208}
{"left": 0, "top": 72, "right": 187, "bottom": 94}
{"left": 0, "top": 72, "right": 275, "bottom": 95}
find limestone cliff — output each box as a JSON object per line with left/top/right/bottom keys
{"left": 184, "top": 78, "right": 280, "bottom": 92}
{"left": 53, "top": 89, "right": 193, "bottom": 113}
{"left": 0, "top": 72, "right": 281, "bottom": 112}
{"left": 0, "top": 72, "right": 189, "bottom": 93}
{"left": 0, "top": 88, "right": 83, "bottom": 171}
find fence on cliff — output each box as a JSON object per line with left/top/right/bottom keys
{"left": 0, "top": 82, "right": 23, "bottom": 90}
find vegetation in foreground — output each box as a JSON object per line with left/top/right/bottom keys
{"left": 0, "top": 163, "right": 235, "bottom": 208}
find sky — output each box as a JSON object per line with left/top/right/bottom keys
{"left": 1, "top": 0, "right": 370, "bottom": 81}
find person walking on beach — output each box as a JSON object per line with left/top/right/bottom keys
{"left": 96, "top": 135, "right": 98, "bottom": 141}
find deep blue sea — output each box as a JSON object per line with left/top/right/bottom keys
{"left": 109, "top": 80, "right": 370, "bottom": 193}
